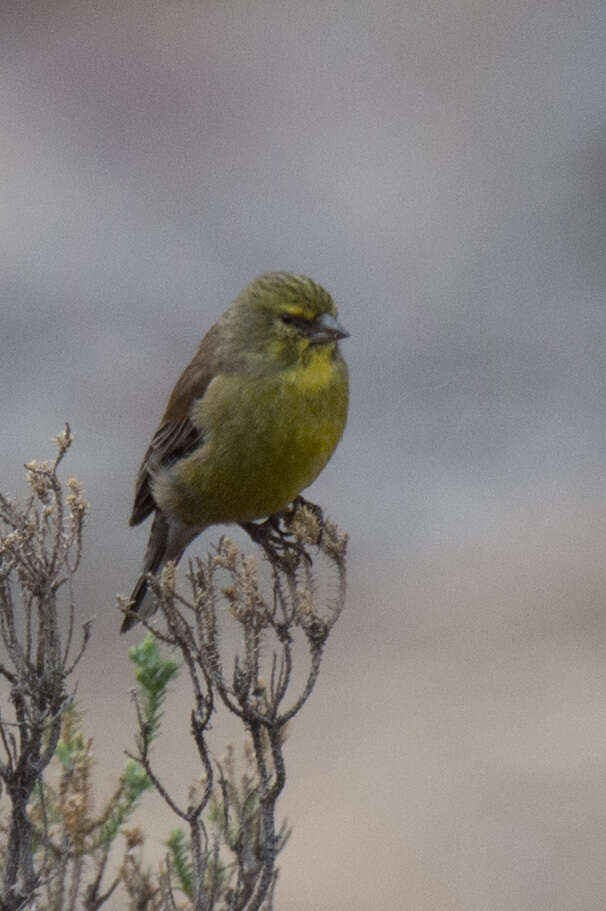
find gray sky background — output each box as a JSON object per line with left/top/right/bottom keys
{"left": 2, "top": 2, "right": 606, "bottom": 908}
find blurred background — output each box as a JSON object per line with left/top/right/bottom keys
{"left": 2, "top": 1, "right": 606, "bottom": 908}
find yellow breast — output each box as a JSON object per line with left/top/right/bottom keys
{"left": 164, "top": 347, "right": 348, "bottom": 526}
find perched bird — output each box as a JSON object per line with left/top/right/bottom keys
{"left": 122, "top": 272, "right": 349, "bottom": 632}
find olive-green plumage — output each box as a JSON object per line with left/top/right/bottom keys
{"left": 122, "top": 272, "right": 349, "bottom": 632}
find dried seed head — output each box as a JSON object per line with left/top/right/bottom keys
{"left": 122, "top": 825, "right": 145, "bottom": 849}
{"left": 52, "top": 425, "right": 73, "bottom": 455}
{"left": 24, "top": 460, "right": 53, "bottom": 500}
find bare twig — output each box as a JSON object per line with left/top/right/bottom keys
{"left": 127, "top": 499, "right": 347, "bottom": 909}
{"left": 0, "top": 427, "right": 93, "bottom": 910}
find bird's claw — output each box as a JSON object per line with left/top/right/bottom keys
{"left": 241, "top": 506, "right": 314, "bottom": 568}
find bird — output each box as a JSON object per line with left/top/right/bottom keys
{"left": 122, "top": 271, "right": 349, "bottom": 632}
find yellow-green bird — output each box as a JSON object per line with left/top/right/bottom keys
{"left": 122, "top": 272, "right": 349, "bottom": 632}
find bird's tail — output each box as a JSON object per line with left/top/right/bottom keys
{"left": 121, "top": 513, "right": 198, "bottom": 633}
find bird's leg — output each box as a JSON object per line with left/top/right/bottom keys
{"left": 240, "top": 514, "right": 288, "bottom": 548}
{"left": 240, "top": 515, "right": 300, "bottom": 568}
{"left": 240, "top": 501, "right": 315, "bottom": 568}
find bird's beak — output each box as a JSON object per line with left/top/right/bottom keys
{"left": 309, "top": 313, "right": 350, "bottom": 345}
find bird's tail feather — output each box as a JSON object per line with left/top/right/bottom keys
{"left": 121, "top": 514, "right": 197, "bottom": 633}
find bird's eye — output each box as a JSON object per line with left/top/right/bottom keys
{"left": 280, "top": 312, "right": 294, "bottom": 325}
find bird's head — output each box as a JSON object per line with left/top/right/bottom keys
{"left": 229, "top": 272, "right": 349, "bottom": 371}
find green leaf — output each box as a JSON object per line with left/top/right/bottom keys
{"left": 129, "top": 632, "right": 180, "bottom": 745}
{"left": 166, "top": 828, "right": 193, "bottom": 899}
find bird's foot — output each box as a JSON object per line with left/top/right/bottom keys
{"left": 241, "top": 505, "right": 314, "bottom": 569}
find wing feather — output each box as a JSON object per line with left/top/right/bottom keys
{"left": 129, "top": 324, "right": 222, "bottom": 526}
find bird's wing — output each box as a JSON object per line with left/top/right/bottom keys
{"left": 129, "top": 326, "right": 222, "bottom": 526}
{"left": 129, "top": 417, "right": 201, "bottom": 525}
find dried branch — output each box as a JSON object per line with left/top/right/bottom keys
{"left": 0, "top": 426, "right": 93, "bottom": 910}
{"left": 127, "top": 499, "right": 347, "bottom": 910}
